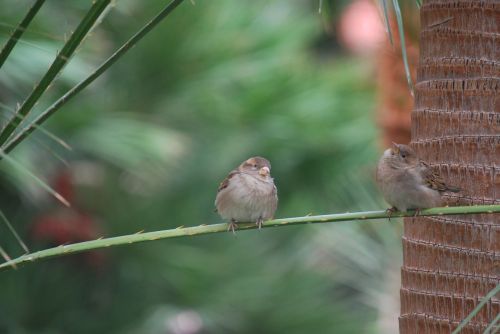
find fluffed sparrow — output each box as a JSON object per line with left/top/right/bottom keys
{"left": 376, "top": 143, "right": 460, "bottom": 213}
{"left": 215, "top": 156, "right": 278, "bottom": 232}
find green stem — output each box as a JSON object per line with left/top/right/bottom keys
{"left": 0, "top": 209, "right": 29, "bottom": 254}
{"left": 380, "top": 0, "right": 393, "bottom": 46}
{"left": 392, "top": 0, "right": 415, "bottom": 96}
{"left": 451, "top": 283, "right": 500, "bottom": 334}
{"left": 1, "top": 204, "right": 499, "bottom": 271}
{"left": 2, "top": 0, "right": 186, "bottom": 154}
{"left": 0, "top": 0, "right": 111, "bottom": 146}
{"left": 483, "top": 312, "right": 500, "bottom": 334}
{"left": 0, "top": 0, "right": 46, "bottom": 68}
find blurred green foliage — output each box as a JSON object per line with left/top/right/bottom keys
{"left": 0, "top": 1, "right": 401, "bottom": 333}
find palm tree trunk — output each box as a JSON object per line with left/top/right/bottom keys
{"left": 400, "top": 1, "right": 499, "bottom": 333}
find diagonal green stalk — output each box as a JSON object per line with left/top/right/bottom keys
{"left": 0, "top": 150, "right": 69, "bottom": 207}
{"left": 0, "top": 0, "right": 111, "bottom": 146}
{"left": 451, "top": 283, "right": 500, "bottom": 334}
{"left": 32, "top": 136, "right": 70, "bottom": 167}
{"left": 0, "top": 0, "right": 46, "bottom": 68}
{"left": 0, "top": 205, "right": 499, "bottom": 271}
{"left": 0, "top": 106, "right": 71, "bottom": 163}
{"left": 0, "top": 209, "right": 29, "bottom": 254}
{"left": 2, "top": 0, "right": 186, "bottom": 155}
{"left": 380, "top": 0, "right": 394, "bottom": 46}
{"left": 391, "top": 0, "right": 415, "bottom": 96}
{"left": 0, "top": 103, "right": 72, "bottom": 150}
{"left": 483, "top": 312, "right": 500, "bottom": 334}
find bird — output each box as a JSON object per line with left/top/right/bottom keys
{"left": 215, "top": 156, "right": 278, "bottom": 233}
{"left": 376, "top": 143, "right": 460, "bottom": 214}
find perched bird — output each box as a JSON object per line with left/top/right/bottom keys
{"left": 215, "top": 156, "right": 278, "bottom": 233}
{"left": 376, "top": 143, "right": 460, "bottom": 213}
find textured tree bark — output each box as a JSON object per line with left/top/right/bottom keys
{"left": 400, "top": 1, "right": 500, "bottom": 333}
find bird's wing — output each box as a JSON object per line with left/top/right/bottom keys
{"left": 214, "top": 170, "right": 240, "bottom": 212}
{"left": 419, "top": 161, "right": 460, "bottom": 192}
{"left": 270, "top": 183, "right": 278, "bottom": 217}
{"left": 217, "top": 170, "right": 239, "bottom": 193}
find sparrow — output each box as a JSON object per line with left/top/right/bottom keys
{"left": 376, "top": 143, "right": 460, "bottom": 214}
{"left": 215, "top": 156, "right": 278, "bottom": 233}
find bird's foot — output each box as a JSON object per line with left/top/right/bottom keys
{"left": 227, "top": 219, "right": 238, "bottom": 235}
{"left": 256, "top": 218, "right": 264, "bottom": 230}
{"left": 386, "top": 207, "right": 397, "bottom": 221}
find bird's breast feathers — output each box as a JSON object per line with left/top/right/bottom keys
{"left": 215, "top": 172, "right": 277, "bottom": 221}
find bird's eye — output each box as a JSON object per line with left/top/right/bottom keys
{"left": 253, "top": 164, "right": 258, "bottom": 168}
{"left": 401, "top": 154, "right": 406, "bottom": 158}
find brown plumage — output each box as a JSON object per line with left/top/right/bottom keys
{"left": 215, "top": 157, "right": 278, "bottom": 232}
{"left": 376, "top": 143, "right": 460, "bottom": 212}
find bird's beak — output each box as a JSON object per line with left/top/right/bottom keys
{"left": 259, "top": 166, "right": 270, "bottom": 176}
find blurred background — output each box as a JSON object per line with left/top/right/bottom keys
{"left": 0, "top": 0, "right": 419, "bottom": 333}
